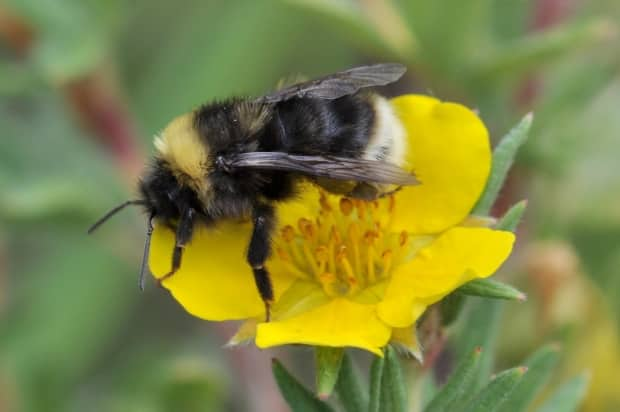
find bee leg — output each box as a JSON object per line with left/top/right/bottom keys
{"left": 157, "top": 208, "right": 196, "bottom": 287}
{"left": 247, "top": 203, "right": 275, "bottom": 321}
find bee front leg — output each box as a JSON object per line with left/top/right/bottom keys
{"left": 157, "top": 208, "right": 196, "bottom": 286}
{"left": 247, "top": 203, "right": 275, "bottom": 321}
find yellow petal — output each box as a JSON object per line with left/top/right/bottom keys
{"left": 149, "top": 221, "right": 292, "bottom": 321}
{"left": 256, "top": 298, "right": 391, "bottom": 355}
{"left": 390, "top": 95, "right": 491, "bottom": 234}
{"left": 378, "top": 227, "right": 515, "bottom": 327}
{"left": 377, "top": 298, "right": 430, "bottom": 331}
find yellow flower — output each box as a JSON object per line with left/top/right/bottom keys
{"left": 149, "top": 95, "right": 515, "bottom": 356}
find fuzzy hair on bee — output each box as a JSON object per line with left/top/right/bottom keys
{"left": 88, "top": 63, "right": 417, "bottom": 320}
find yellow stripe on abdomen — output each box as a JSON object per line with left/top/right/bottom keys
{"left": 364, "top": 96, "right": 408, "bottom": 168}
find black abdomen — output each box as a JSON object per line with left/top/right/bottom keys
{"left": 260, "top": 94, "right": 375, "bottom": 158}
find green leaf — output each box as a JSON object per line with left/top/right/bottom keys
{"left": 440, "top": 291, "right": 466, "bottom": 325}
{"left": 278, "top": 0, "right": 415, "bottom": 61}
{"left": 368, "top": 355, "right": 385, "bottom": 412}
{"left": 458, "top": 279, "right": 527, "bottom": 302}
{"left": 499, "top": 344, "right": 561, "bottom": 412}
{"left": 475, "top": 19, "right": 616, "bottom": 79}
{"left": 315, "top": 346, "right": 344, "bottom": 399}
{"left": 382, "top": 346, "right": 407, "bottom": 412}
{"left": 462, "top": 367, "right": 528, "bottom": 412}
{"left": 454, "top": 300, "right": 504, "bottom": 390}
{"left": 272, "top": 359, "right": 335, "bottom": 412}
{"left": 424, "top": 347, "right": 483, "bottom": 412}
{"left": 473, "top": 113, "right": 533, "bottom": 215}
{"left": 535, "top": 373, "right": 590, "bottom": 412}
{"left": 495, "top": 200, "right": 528, "bottom": 232}
{"left": 335, "top": 352, "right": 367, "bottom": 412}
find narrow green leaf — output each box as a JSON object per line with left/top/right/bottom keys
{"left": 473, "top": 113, "right": 533, "bottom": 215}
{"left": 335, "top": 352, "right": 367, "bottom": 412}
{"left": 535, "top": 373, "right": 590, "bottom": 412}
{"left": 382, "top": 346, "right": 407, "bottom": 412}
{"left": 440, "top": 291, "right": 466, "bottom": 325}
{"left": 458, "top": 279, "right": 527, "bottom": 302}
{"left": 315, "top": 346, "right": 344, "bottom": 399}
{"left": 499, "top": 344, "right": 562, "bottom": 412}
{"left": 462, "top": 367, "right": 528, "bottom": 412}
{"left": 455, "top": 300, "right": 504, "bottom": 390}
{"left": 368, "top": 354, "right": 385, "bottom": 412}
{"left": 272, "top": 359, "right": 335, "bottom": 412}
{"left": 495, "top": 200, "right": 528, "bottom": 232}
{"left": 379, "top": 372, "right": 393, "bottom": 412}
{"left": 424, "top": 347, "right": 483, "bottom": 412}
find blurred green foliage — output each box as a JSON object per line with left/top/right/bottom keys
{"left": 1, "top": 0, "right": 619, "bottom": 411}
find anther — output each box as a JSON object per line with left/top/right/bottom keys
{"left": 382, "top": 250, "right": 393, "bottom": 277}
{"left": 276, "top": 247, "right": 290, "bottom": 261}
{"left": 388, "top": 195, "right": 396, "bottom": 213}
{"left": 339, "top": 198, "right": 353, "bottom": 216}
{"left": 298, "top": 218, "right": 316, "bottom": 241}
{"left": 399, "top": 231, "right": 409, "bottom": 247}
{"left": 320, "top": 192, "right": 333, "bottom": 212}
{"left": 281, "top": 225, "right": 295, "bottom": 242}
{"left": 364, "top": 230, "right": 378, "bottom": 245}
{"left": 315, "top": 246, "right": 329, "bottom": 263}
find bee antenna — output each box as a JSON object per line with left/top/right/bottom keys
{"left": 139, "top": 214, "right": 155, "bottom": 291}
{"left": 87, "top": 200, "right": 146, "bottom": 234}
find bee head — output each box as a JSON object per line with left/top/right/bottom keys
{"left": 137, "top": 162, "right": 182, "bottom": 221}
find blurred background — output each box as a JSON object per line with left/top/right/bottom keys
{"left": 1, "top": 0, "right": 619, "bottom": 411}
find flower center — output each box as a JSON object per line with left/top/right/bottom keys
{"left": 274, "top": 192, "right": 415, "bottom": 299}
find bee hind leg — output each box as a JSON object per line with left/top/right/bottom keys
{"left": 247, "top": 203, "right": 276, "bottom": 321}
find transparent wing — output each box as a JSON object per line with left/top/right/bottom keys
{"left": 255, "top": 63, "right": 406, "bottom": 103}
{"left": 228, "top": 152, "right": 417, "bottom": 186}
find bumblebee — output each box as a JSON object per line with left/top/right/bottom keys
{"left": 90, "top": 63, "right": 417, "bottom": 319}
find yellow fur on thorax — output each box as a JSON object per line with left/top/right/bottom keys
{"left": 154, "top": 112, "right": 211, "bottom": 196}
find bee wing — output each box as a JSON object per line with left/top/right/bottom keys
{"left": 228, "top": 152, "right": 418, "bottom": 186}
{"left": 256, "top": 63, "right": 406, "bottom": 103}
